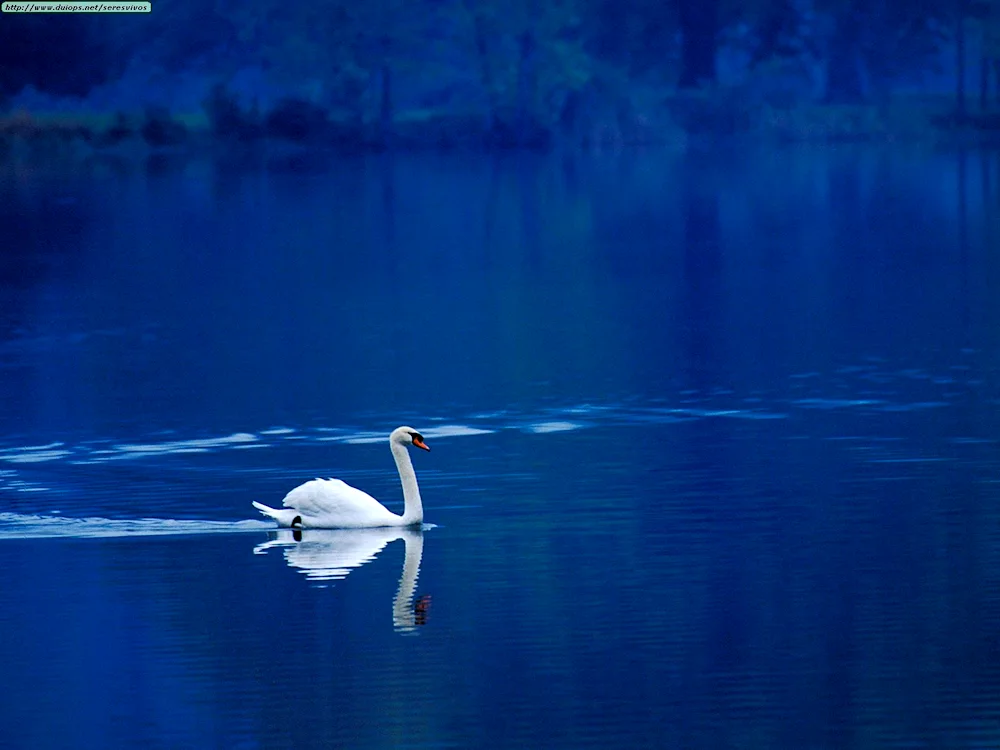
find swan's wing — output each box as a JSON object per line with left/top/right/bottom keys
{"left": 281, "top": 478, "right": 398, "bottom": 527}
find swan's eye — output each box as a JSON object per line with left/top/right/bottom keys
{"left": 409, "top": 432, "right": 423, "bottom": 442}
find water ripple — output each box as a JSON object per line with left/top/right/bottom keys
{"left": 793, "top": 398, "right": 884, "bottom": 409}
{"left": 0, "top": 364, "right": 988, "bottom": 477}
{"left": 526, "top": 421, "right": 582, "bottom": 434}
{"left": 116, "top": 433, "right": 258, "bottom": 454}
{"left": 0, "top": 449, "right": 72, "bottom": 464}
{"left": 0, "top": 512, "right": 273, "bottom": 539}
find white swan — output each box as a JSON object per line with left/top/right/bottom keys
{"left": 251, "top": 426, "right": 430, "bottom": 529}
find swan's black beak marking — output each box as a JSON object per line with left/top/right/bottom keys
{"left": 410, "top": 432, "right": 430, "bottom": 451}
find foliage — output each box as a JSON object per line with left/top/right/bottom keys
{"left": 0, "top": 15, "right": 130, "bottom": 99}
{"left": 756, "top": 100, "right": 939, "bottom": 141}
{"left": 264, "top": 99, "right": 332, "bottom": 142}
{"left": 140, "top": 106, "right": 188, "bottom": 147}
{"left": 978, "top": 0, "right": 1000, "bottom": 56}
{"left": 203, "top": 85, "right": 262, "bottom": 140}
{"left": 2, "top": 0, "right": 996, "bottom": 144}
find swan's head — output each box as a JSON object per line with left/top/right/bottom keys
{"left": 391, "top": 426, "right": 430, "bottom": 452}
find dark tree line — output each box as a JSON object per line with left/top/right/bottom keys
{"left": 1, "top": 0, "right": 998, "bottom": 132}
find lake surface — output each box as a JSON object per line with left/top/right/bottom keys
{"left": 2, "top": 145, "right": 1000, "bottom": 749}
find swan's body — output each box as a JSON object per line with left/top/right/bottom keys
{"left": 252, "top": 426, "right": 429, "bottom": 529}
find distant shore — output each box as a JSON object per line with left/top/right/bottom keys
{"left": 2, "top": 93, "right": 998, "bottom": 160}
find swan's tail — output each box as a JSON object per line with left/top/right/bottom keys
{"left": 252, "top": 500, "right": 276, "bottom": 517}
{"left": 252, "top": 501, "right": 301, "bottom": 528}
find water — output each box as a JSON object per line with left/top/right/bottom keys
{"left": 2, "top": 146, "right": 1000, "bottom": 748}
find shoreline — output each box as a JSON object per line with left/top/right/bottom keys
{"left": 2, "top": 97, "right": 999, "bottom": 161}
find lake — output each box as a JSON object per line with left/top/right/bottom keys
{"left": 2, "top": 145, "right": 1000, "bottom": 749}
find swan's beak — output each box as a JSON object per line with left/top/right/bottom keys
{"left": 413, "top": 437, "right": 430, "bottom": 451}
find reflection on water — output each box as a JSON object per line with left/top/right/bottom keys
{"left": 254, "top": 528, "right": 429, "bottom": 633}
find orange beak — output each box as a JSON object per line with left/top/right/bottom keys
{"left": 413, "top": 436, "right": 430, "bottom": 452}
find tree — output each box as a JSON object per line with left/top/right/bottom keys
{"left": 676, "top": 0, "right": 720, "bottom": 87}
{"left": 973, "top": 0, "right": 1000, "bottom": 107}
{"left": 822, "top": 0, "right": 869, "bottom": 102}
{"left": 930, "top": 0, "right": 999, "bottom": 116}
{"left": 747, "top": 0, "right": 802, "bottom": 67}
{"left": 459, "top": 0, "right": 591, "bottom": 144}
{"left": 0, "top": 15, "right": 130, "bottom": 100}
{"left": 956, "top": 0, "right": 970, "bottom": 116}
{"left": 588, "top": 0, "right": 675, "bottom": 79}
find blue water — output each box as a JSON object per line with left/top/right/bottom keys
{"left": 2, "top": 147, "right": 1000, "bottom": 748}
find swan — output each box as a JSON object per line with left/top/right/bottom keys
{"left": 251, "top": 426, "right": 430, "bottom": 529}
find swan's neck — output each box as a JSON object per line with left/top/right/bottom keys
{"left": 391, "top": 440, "right": 423, "bottom": 525}
{"left": 393, "top": 532, "right": 424, "bottom": 632}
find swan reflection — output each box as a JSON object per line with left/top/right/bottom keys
{"left": 253, "top": 528, "right": 429, "bottom": 633}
